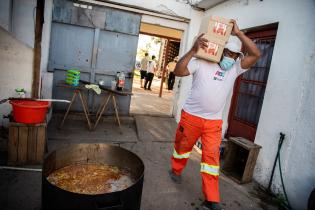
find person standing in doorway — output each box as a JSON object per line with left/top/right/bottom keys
{"left": 144, "top": 55, "right": 157, "bottom": 91}
{"left": 169, "top": 20, "right": 261, "bottom": 210}
{"left": 140, "top": 52, "right": 149, "bottom": 88}
{"left": 166, "top": 56, "right": 178, "bottom": 91}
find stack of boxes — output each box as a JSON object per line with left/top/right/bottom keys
{"left": 195, "top": 16, "right": 233, "bottom": 63}
{"left": 66, "top": 70, "right": 80, "bottom": 86}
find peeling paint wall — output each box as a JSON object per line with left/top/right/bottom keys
{"left": 200, "top": 0, "right": 315, "bottom": 209}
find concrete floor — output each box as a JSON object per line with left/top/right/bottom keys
{"left": 0, "top": 114, "right": 278, "bottom": 210}
{"left": 130, "top": 75, "right": 174, "bottom": 116}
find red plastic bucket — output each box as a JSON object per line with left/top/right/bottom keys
{"left": 9, "top": 100, "right": 50, "bottom": 124}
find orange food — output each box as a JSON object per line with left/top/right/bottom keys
{"left": 47, "top": 163, "right": 133, "bottom": 194}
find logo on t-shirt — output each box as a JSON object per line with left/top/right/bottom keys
{"left": 213, "top": 70, "right": 225, "bottom": 81}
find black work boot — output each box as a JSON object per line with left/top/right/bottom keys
{"left": 168, "top": 170, "right": 182, "bottom": 184}
{"left": 201, "top": 200, "right": 224, "bottom": 210}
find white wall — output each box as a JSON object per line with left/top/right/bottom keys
{"left": 0, "top": 0, "right": 54, "bottom": 125}
{"left": 0, "top": 27, "right": 34, "bottom": 125}
{"left": 0, "top": 0, "right": 36, "bottom": 47}
{"left": 201, "top": 0, "right": 315, "bottom": 209}
{"left": 0, "top": 0, "right": 11, "bottom": 31}
{"left": 11, "top": 0, "right": 36, "bottom": 47}
{"left": 173, "top": 8, "right": 204, "bottom": 120}
{"left": 0, "top": 0, "right": 36, "bottom": 126}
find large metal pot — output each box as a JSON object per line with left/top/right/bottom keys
{"left": 42, "top": 144, "right": 144, "bottom": 210}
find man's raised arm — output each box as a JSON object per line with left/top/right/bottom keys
{"left": 174, "top": 34, "right": 208, "bottom": 77}
{"left": 230, "top": 20, "right": 261, "bottom": 69}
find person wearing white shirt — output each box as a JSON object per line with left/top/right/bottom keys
{"left": 144, "top": 55, "right": 157, "bottom": 91}
{"left": 140, "top": 53, "right": 149, "bottom": 88}
{"left": 169, "top": 20, "right": 261, "bottom": 210}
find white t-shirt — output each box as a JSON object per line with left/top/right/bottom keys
{"left": 147, "top": 60, "right": 157, "bottom": 73}
{"left": 183, "top": 58, "right": 247, "bottom": 120}
{"left": 140, "top": 57, "right": 149, "bottom": 70}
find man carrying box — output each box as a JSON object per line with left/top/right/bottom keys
{"left": 169, "top": 19, "right": 261, "bottom": 210}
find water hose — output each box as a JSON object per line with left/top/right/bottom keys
{"left": 277, "top": 133, "right": 292, "bottom": 210}
{"left": 268, "top": 133, "right": 292, "bottom": 209}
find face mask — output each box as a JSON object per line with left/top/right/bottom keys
{"left": 219, "top": 56, "right": 235, "bottom": 71}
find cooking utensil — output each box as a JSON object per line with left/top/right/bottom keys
{"left": 0, "top": 98, "right": 70, "bottom": 104}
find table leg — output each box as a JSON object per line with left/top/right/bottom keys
{"left": 93, "top": 94, "right": 111, "bottom": 130}
{"left": 95, "top": 93, "right": 108, "bottom": 119}
{"left": 59, "top": 91, "right": 77, "bottom": 129}
{"left": 112, "top": 95, "right": 122, "bottom": 133}
{"left": 79, "top": 91, "right": 92, "bottom": 130}
{"left": 81, "top": 91, "right": 90, "bottom": 115}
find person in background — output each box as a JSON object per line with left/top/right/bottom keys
{"left": 169, "top": 19, "right": 261, "bottom": 210}
{"left": 144, "top": 55, "right": 157, "bottom": 91}
{"left": 140, "top": 52, "right": 149, "bottom": 88}
{"left": 166, "top": 56, "right": 178, "bottom": 91}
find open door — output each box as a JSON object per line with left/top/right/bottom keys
{"left": 226, "top": 26, "right": 278, "bottom": 141}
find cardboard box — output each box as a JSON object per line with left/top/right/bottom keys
{"left": 199, "top": 16, "right": 233, "bottom": 42}
{"left": 195, "top": 34, "right": 225, "bottom": 63}
{"left": 195, "top": 16, "right": 233, "bottom": 63}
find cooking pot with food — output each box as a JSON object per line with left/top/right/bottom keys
{"left": 42, "top": 144, "right": 144, "bottom": 210}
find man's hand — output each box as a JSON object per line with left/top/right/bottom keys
{"left": 191, "top": 33, "right": 209, "bottom": 54}
{"left": 229, "top": 19, "right": 261, "bottom": 69}
{"left": 230, "top": 19, "right": 242, "bottom": 36}
{"left": 174, "top": 35, "right": 208, "bottom": 77}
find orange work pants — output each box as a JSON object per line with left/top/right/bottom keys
{"left": 171, "top": 110, "right": 222, "bottom": 202}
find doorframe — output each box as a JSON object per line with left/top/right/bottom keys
{"left": 135, "top": 31, "right": 181, "bottom": 98}
{"left": 226, "top": 24, "right": 278, "bottom": 141}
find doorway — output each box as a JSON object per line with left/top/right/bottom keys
{"left": 130, "top": 23, "right": 182, "bottom": 116}
{"left": 226, "top": 25, "right": 278, "bottom": 141}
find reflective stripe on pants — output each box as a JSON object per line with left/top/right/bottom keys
{"left": 173, "top": 149, "right": 191, "bottom": 159}
{"left": 200, "top": 163, "right": 219, "bottom": 176}
{"left": 171, "top": 110, "right": 222, "bottom": 202}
